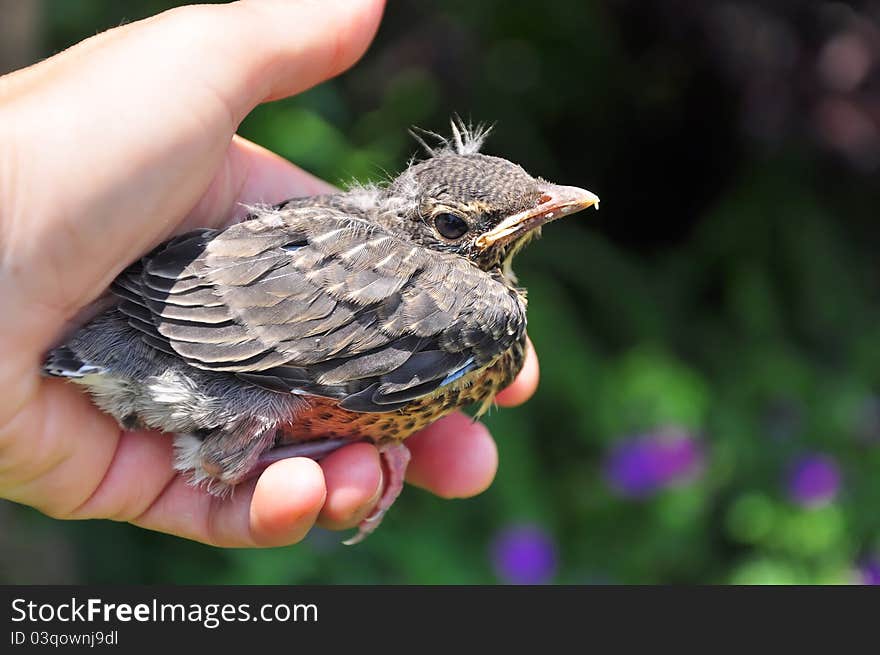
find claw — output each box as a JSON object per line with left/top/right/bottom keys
{"left": 344, "top": 442, "right": 411, "bottom": 545}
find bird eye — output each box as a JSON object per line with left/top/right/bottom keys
{"left": 434, "top": 213, "right": 469, "bottom": 240}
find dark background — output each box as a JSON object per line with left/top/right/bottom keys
{"left": 2, "top": 0, "right": 880, "bottom": 584}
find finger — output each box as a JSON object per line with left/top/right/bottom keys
{"left": 405, "top": 412, "right": 499, "bottom": 499}
{"left": 317, "top": 443, "right": 383, "bottom": 531}
{"left": 0, "top": 378, "right": 327, "bottom": 548}
{"left": 182, "top": 136, "right": 338, "bottom": 230}
{"left": 133, "top": 457, "right": 326, "bottom": 548}
{"left": 65, "top": 429, "right": 178, "bottom": 524}
{"left": 0, "top": 378, "right": 126, "bottom": 516}
{"left": 221, "top": 0, "right": 386, "bottom": 117}
{"left": 248, "top": 458, "right": 326, "bottom": 547}
{"left": 494, "top": 337, "right": 540, "bottom": 407}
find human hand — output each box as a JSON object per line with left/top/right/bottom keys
{"left": 0, "top": 0, "right": 540, "bottom": 547}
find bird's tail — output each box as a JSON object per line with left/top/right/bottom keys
{"left": 42, "top": 345, "right": 104, "bottom": 378}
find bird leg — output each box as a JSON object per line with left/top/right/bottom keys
{"left": 173, "top": 417, "right": 278, "bottom": 496}
{"left": 184, "top": 428, "right": 412, "bottom": 544}
{"left": 252, "top": 438, "right": 358, "bottom": 473}
{"left": 343, "top": 441, "right": 411, "bottom": 546}
{"left": 254, "top": 438, "right": 411, "bottom": 544}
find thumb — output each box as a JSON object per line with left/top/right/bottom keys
{"left": 4, "top": 0, "right": 385, "bottom": 125}
{"left": 159, "top": 0, "right": 387, "bottom": 123}
{"left": 0, "top": 0, "right": 384, "bottom": 344}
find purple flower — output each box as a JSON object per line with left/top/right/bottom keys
{"left": 490, "top": 525, "right": 557, "bottom": 585}
{"left": 603, "top": 428, "right": 704, "bottom": 498}
{"left": 786, "top": 454, "right": 841, "bottom": 508}
{"left": 860, "top": 558, "right": 880, "bottom": 585}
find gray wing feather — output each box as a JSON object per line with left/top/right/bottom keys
{"left": 114, "top": 204, "right": 526, "bottom": 411}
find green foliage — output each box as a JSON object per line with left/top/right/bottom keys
{"left": 4, "top": 0, "right": 879, "bottom": 585}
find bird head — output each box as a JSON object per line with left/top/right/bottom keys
{"left": 380, "top": 121, "right": 599, "bottom": 277}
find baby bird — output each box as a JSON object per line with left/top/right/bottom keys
{"left": 43, "top": 121, "right": 599, "bottom": 543}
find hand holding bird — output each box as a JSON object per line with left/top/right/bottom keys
{"left": 0, "top": 0, "right": 569, "bottom": 547}
{"left": 0, "top": 0, "right": 529, "bottom": 548}
{"left": 44, "top": 121, "right": 597, "bottom": 542}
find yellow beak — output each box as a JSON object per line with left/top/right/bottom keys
{"left": 474, "top": 184, "right": 600, "bottom": 249}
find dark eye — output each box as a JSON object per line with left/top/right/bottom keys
{"left": 434, "top": 213, "right": 469, "bottom": 240}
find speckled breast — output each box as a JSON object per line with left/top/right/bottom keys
{"left": 278, "top": 336, "right": 527, "bottom": 444}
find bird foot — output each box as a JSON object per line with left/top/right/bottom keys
{"left": 343, "top": 442, "right": 411, "bottom": 545}
{"left": 247, "top": 437, "right": 410, "bottom": 544}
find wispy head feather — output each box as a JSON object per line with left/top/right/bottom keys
{"left": 449, "top": 115, "right": 493, "bottom": 155}
{"left": 409, "top": 116, "right": 494, "bottom": 158}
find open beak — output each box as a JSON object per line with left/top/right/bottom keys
{"left": 475, "top": 184, "right": 599, "bottom": 249}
